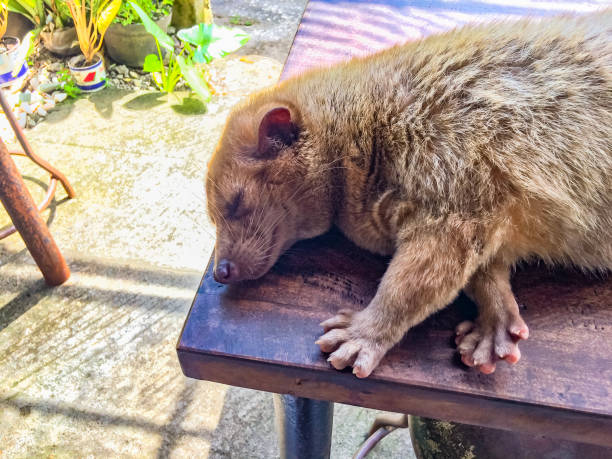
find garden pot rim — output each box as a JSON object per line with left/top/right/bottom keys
{"left": 0, "top": 36, "right": 21, "bottom": 53}
{"left": 68, "top": 53, "right": 103, "bottom": 71}
{"left": 105, "top": 12, "right": 172, "bottom": 67}
{"left": 40, "top": 25, "right": 78, "bottom": 41}
{"left": 110, "top": 10, "right": 172, "bottom": 30}
{"left": 40, "top": 26, "right": 81, "bottom": 57}
{"left": 41, "top": 25, "right": 77, "bottom": 34}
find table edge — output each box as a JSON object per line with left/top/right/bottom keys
{"left": 177, "top": 347, "right": 612, "bottom": 447}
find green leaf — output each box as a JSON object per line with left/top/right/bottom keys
{"left": 177, "top": 24, "right": 248, "bottom": 64}
{"left": 22, "top": 30, "right": 36, "bottom": 58}
{"left": 128, "top": 0, "right": 174, "bottom": 51}
{"left": 177, "top": 23, "right": 213, "bottom": 63}
{"left": 192, "top": 48, "right": 209, "bottom": 64}
{"left": 96, "top": 0, "right": 122, "bottom": 37}
{"left": 12, "top": 31, "right": 35, "bottom": 77}
{"left": 207, "top": 25, "right": 249, "bottom": 59}
{"left": 34, "top": 0, "right": 45, "bottom": 22}
{"left": 143, "top": 53, "right": 163, "bottom": 72}
{"left": 165, "top": 64, "right": 181, "bottom": 92}
{"left": 176, "top": 55, "right": 211, "bottom": 102}
{"left": 151, "top": 72, "right": 163, "bottom": 91}
{"left": 177, "top": 23, "right": 212, "bottom": 47}
{"left": 8, "top": 0, "right": 37, "bottom": 23}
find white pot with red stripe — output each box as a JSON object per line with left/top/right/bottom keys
{"left": 68, "top": 53, "right": 107, "bottom": 92}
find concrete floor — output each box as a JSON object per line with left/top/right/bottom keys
{"left": 0, "top": 1, "right": 416, "bottom": 457}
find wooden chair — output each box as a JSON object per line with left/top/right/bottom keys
{"left": 177, "top": 1, "right": 612, "bottom": 457}
{"left": 0, "top": 89, "right": 73, "bottom": 286}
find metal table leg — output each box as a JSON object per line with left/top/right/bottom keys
{"left": 273, "top": 394, "right": 334, "bottom": 459}
{"left": 0, "top": 138, "right": 70, "bottom": 286}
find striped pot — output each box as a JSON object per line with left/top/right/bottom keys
{"left": 0, "top": 37, "right": 28, "bottom": 88}
{"left": 68, "top": 53, "right": 107, "bottom": 92}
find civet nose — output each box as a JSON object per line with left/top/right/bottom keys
{"left": 214, "top": 259, "right": 239, "bottom": 283}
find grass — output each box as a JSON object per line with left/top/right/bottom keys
{"left": 229, "top": 15, "right": 254, "bottom": 26}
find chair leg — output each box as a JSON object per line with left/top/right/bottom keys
{"left": 353, "top": 413, "right": 409, "bottom": 459}
{"left": 0, "top": 138, "right": 70, "bottom": 286}
{"left": 0, "top": 89, "right": 75, "bottom": 198}
{"left": 273, "top": 394, "right": 334, "bottom": 459}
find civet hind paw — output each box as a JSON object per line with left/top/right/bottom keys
{"left": 455, "top": 315, "right": 529, "bottom": 374}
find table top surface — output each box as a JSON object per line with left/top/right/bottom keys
{"left": 178, "top": 0, "right": 612, "bottom": 446}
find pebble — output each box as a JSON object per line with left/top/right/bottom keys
{"left": 19, "top": 91, "right": 31, "bottom": 103}
{"left": 43, "top": 100, "right": 56, "bottom": 111}
{"left": 39, "top": 82, "right": 60, "bottom": 93}
{"left": 37, "top": 107, "right": 48, "bottom": 117}
{"left": 17, "top": 112, "right": 27, "bottom": 128}
{"left": 116, "top": 64, "right": 129, "bottom": 76}
{"left": 37, "top": 73, "right": 51, "bottom": 86}
{"left": 30, "top": 76, "right": 40, "bottom": 89}
{"left": 21, "top": 102, "right": 34, "bottom": 114}
{"left": 167, "top": 26, "right": 176, "bottom": 34}
{"left": 48, "top": 62, "right": 63, "bottom": 72}
{"left": 53, "top": 92, "right": 68, "bottom": 103}
{"left": 129, "top": 70, "right": 139, "bottom": 78}
{"left": 26, "top": 116, "right": 37, "bottom": 128}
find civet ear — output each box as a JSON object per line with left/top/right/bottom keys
{"left": 256, "top": 107, "right": 298, "bottom": 158}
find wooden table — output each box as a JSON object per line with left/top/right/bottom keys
{"left": 178, "top": 1, "right": 612, "bottom": 457}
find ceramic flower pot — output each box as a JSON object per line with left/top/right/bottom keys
{"left": 6, "top": 12, "right": 34, "bottom": 40}
{"left": 40, "top": 26, "right": 81, "bottom": 57}
{"left": 105, "top": 12, "right": 172, "bottom": 68}
{"left": 408, "top": 416, "right": 609, "bottom": 459}
{"left": 0, "top": 36, "right": 28, "bottom": 88}
{"left": 68, "top": 53, "right": 107, "bottom": 92}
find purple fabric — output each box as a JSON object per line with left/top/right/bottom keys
{"left": 282, "top": 0, "right": 611, "bottom": 79}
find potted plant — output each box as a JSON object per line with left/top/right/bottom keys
{"left": 104, "top": 0, "right": 172, "bottom": 68}
{"left": 8, "top": 0, "right": 79, "bottom": 55}
{"left": 65, "top": 0, "right": 121, "bottom": 92}
{"left": 0, "top": 0, "right": 29, "bottom": 88}
{"left": 130, "top": 0, "right": 247, "bottom": 102}
{"left": 40, "top": 22, "right": 81, "bottom": 56}
{"left": 40, "top": 0, "right": 80, "bottom": 57}
{"left": 130, "top": 1, "right": 206, "bottom": 97}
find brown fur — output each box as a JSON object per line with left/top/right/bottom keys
{"left": 206, "top": 10, "right": 612, "bottom": 377}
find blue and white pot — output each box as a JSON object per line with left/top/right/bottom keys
{"left": 68, "top": 53, "right": 107, "bottom": 92}
{"left": 0, "top": 37, "right": 28, "bottom": 88}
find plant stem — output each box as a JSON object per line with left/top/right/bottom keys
{"left": 156, "top": 38, "right": 167, "bottom": 90}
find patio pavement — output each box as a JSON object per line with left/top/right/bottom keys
{"left": 0, "top": 1, "right": 416, "bottom": 457}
